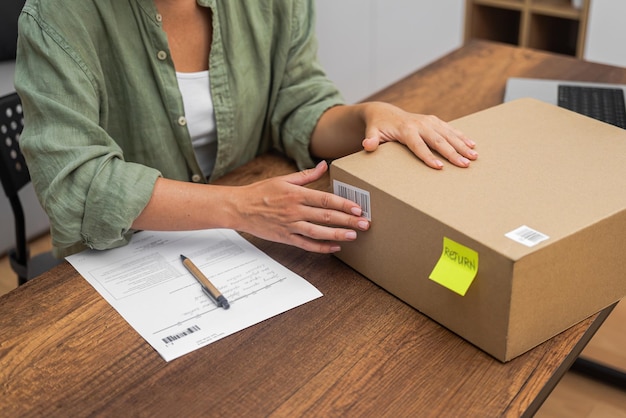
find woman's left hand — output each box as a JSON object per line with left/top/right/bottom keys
{"left": 360, "top": 102, "right": 478, "bottom": 169}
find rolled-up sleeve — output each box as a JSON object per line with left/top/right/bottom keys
{"left": 15, "top": 9, "right": 160, "bottom": 257}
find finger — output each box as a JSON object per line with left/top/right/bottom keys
{"left": 286, "top": 233, "right": 343, "bottom": 254}
{"left": 409, "top": 117, "right": 472, "bottom": 163}
{"left": 301, "top": 188, "right": 368, "bottom": 219}
{"left": 362, "top": 136, "right": 380, "bottom": 152}
{"left": 402, "top": 134, "right": 445, "bottom": 169}
{"left": 295, "top": 203, "right": 370, "bottom": 232}
{"left": 448, "top": 124, "right": 477, "bottom": 149}
{"left": 423, "top": 129, "right": 472, "bottom": 168}
{"left": 272, "top": 216, "right": 367, "bottom": 254}
{"left": 284, "top": 160, "right": 328, "bottom": 187}
{"left": 291, "top": 220, "right": 361, "bottom": 242}
{"left": 437, "top": 123, "right": 479, "bottom": 161}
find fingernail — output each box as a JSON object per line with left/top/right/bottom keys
{"left": 434, "top": 160, "right": 444, "bottom": 168}
{"left": 459, "top": 157, "right": 470, "bottom": 166}
{"left": 351, "top": 207, "right": 362, "bottom": 216}
{"left": 468, "top": 150, "right": 478, "bottom": 158}
{"left": 330, "top": 245, "right": 341, "bottom": 252}
{"left": 357, "top": 220, "right": 369, "bottom": 230}
{"left": 345, "top": 231, "right": 357, "bottom": 240}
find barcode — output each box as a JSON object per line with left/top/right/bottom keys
{"left": 505, "top": 225, "right": 549, "bottom": 247}
{"left": 162, "top": 325, "right": 201, "bottom": 344}
{"left": 333, "top": 180, "right": 371, "bottom": 220}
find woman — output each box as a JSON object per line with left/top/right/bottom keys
{"left": 15, "top": 0, "right": 477, "bottom": 258}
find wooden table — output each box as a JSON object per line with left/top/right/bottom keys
{"left": 1, "top": 40, "right": 623, "bottom": 417}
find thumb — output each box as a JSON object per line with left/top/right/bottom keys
{"left": 285, "top": 160, "right": 328, "bottom": 186}
{"left": 362, "top": 136, "right": 381, "bottom": 152}
{"left": 362, "top": 125, "right": 388, "bottom": 151}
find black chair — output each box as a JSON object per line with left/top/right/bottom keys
{"left": 0, "top": 92, "right": 62, "bottom": 285}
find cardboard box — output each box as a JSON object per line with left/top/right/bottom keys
{"left": 330, "top": 98, "right": 626, "bottom": 362}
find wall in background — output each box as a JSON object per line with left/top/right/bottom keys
{"left": 584, "top": 0, "right": 626, "bottom": 68}
{"left": 315, "top": 0, "right": 465, "bottom": 103}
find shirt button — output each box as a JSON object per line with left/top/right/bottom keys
{"left": 178, "top": 116, "right": 187, "bottom": 126}
{"left": 191, "top": 174, "right": 202, "bottom": 183}
{"left": 157, "top": 50, "right": 167, "bottom": 60}
{"left": 156, "top": 13, "right": 163, "bottom": 22}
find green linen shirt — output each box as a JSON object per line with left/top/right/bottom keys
{"left": 15, "top": 0, "right": 344, "bottom": 258}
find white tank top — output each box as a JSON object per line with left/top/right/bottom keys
{"left": 176, "top": 70, "right": 217, "bottom": 178}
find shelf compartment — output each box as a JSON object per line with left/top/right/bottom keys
{"left": 467, "top": 5, "right": 522, "bottom": 46}
{"left": 527, "top": 13, "right": 579, "bottom": 56}
{"left": 531, "top": 0, "right": 582, "bottom": 19}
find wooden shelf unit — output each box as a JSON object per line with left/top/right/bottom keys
{"left": 464, "top": 0, "right": 590, "bottom": 58}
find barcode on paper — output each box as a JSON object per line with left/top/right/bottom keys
{"left": 333, "top": 180, "right": 371, "bottom": 220}
{"left": 505, "top": 225, "right": 549, "bottom": 247}
{"left": 162, "top": 325, "right": 201, "bottom": 344}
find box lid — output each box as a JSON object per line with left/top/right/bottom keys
{"left": 333, "top": 98, "right": 626, "bottom": 260}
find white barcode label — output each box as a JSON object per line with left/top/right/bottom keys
{"left": 505, "top": 225, "right": 549, "bottom": 247}
{"left": 333, "top": 180, "right": 371, "bottom": 220}
{"left": 162, "top": 325, "right": 201, "bottom": 344}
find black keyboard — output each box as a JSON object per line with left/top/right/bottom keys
{"left": 557, "top": 85, "right": 626, "bottom": 129}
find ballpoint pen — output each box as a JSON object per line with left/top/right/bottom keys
{"left": 180, "top": 254, "right": 230, "bottom": 310}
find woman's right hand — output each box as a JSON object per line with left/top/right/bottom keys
{"left": 230, "top": 160, "right": 370, "bottom": 253}
{"left": 133, "top": 160, "right": 369, "bottom": 253}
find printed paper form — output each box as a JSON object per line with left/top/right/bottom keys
{"left": 66, "top": 229, "right": 323, "bottom": 362}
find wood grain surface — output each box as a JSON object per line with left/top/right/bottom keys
{"left": 1, "top": 40, "right": 624, "bottom": 417}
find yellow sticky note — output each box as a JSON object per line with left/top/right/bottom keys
{"left": 429, "top": 237, "right": 479, "bottom": 296}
